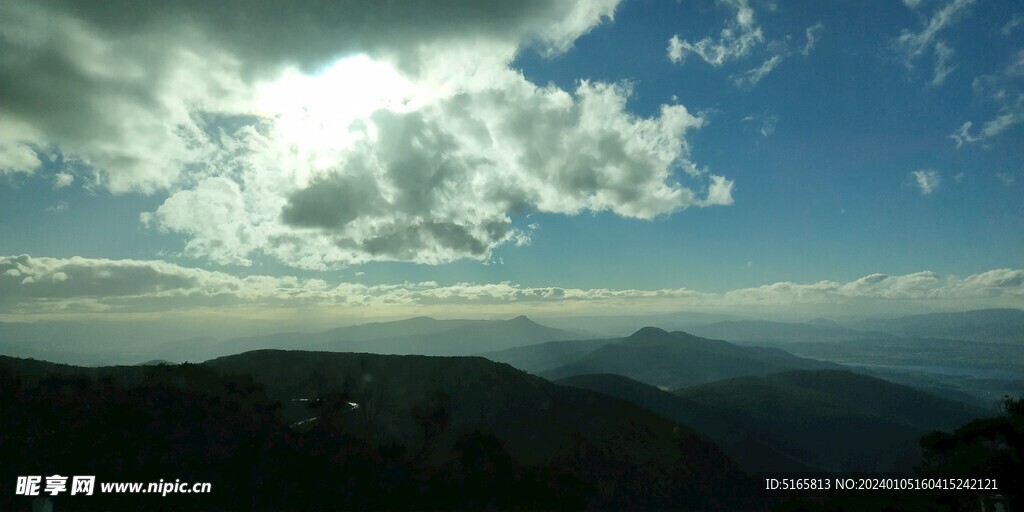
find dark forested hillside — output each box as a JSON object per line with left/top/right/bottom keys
{"left": 674, "top": 370, "right": 985, "bottom": 472}
{"left": 539, "top": 327, "right": 839, "bottom": 389}
{"left": 0, "top": 352, "right": 760, "bottom": 511}
{"left": 558, "top": 370, "right": 985, "bottom": 473}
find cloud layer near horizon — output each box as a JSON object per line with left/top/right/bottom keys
{"left": 1, "top": 0, "right": 733, "bottom": 268}
{"left": 3, "top": 255, "right": 1021, "bottom": 317}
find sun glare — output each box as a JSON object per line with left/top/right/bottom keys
{"left": 255, "top": 55, "right": 435, "bottom": 157}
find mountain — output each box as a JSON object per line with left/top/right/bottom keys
{"left": 753, "top": 337, "right": 1024, "bottom": 375}
{"left": 685, "top": 319, "right": 887, "bottom": 343}
{"left": 534, "top": 311, "right": 740, "bottom": 337}
{"left": 165, "top": 315, "right": 584, "bottom": 361}
{"left": 479, "top": 337, "right": 615, "bottom": 373}
{"left": 675, "top": 370, "right": 985, "bottom": 472}
{"left": 0, "top": 352, "right": 758, "bottom": 510}
{"left": 539, "top": 327, "right": 840, "bottom": 389}
{"left": 861, "top": 308, "right": 1024, "bottom": 344}
{"left": 311, "top": 315, "right": 584, "bottom": 356}
{"left": 559, "top": 370, "right": 987, "bottom": 473}
{"left": 557, "top": 373, "right": 823, "bottom": 473}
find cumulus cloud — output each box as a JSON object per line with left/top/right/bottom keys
{"left": 2, "top": 0, "right": 735, "bottom": 268}
{"left": 667, "top": 1, "right": 821, "bottom": 89}
{"left": 893, "top": 0, "right": 974, "bottom": 85}
{"left": 146, "top": 71, "right": 716, "bottom": 268}
{"left": 0, "top": 0, "right": 619, "bottom": 192}
{"left": 53, "top": 172, "right": 74, "bottom": 189}
{"left": 912, "top": 169, "right": 942, "bottom": 195}
{"left": 3, "top": 255, "right": 1022, "bottom": 316}
{"left": 0, "top": 142, "right": 40, "bottom": 176}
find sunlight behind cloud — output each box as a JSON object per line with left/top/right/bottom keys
{"left": 255, "top": 55, "right": 439, "bottom": 167}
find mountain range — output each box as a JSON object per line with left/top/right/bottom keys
{"left": 486, "top": 327, "right": 840, "bottom": 389}
{"left": 0, "top": 351, "right": 759, "bottom": 510}
{"left": 557, "top": 369, "right": 984, "bottom": 473}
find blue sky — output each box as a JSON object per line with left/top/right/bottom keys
{"left": 0, "top": 0, "right": 1021, "bottom": 325}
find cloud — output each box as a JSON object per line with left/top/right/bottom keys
{"left": 667, "top": 2, "right": 821, "bottom": 89}
{"left": 53, "top": 172, "right": 74, "bottom": 189}
{"left": 1, "top": 0, "right": 740, "bottom": 268}
{"left": 1001, "top": 13, "right": 1024, "bottom": 35}
{"left": 3, "top": 255, "right": 1022, "bottom": 317}
{"left": 701, "top": 175, "right": 735, "bottom": 206}
{"left": 912, "top": 169, "right": 941, "bottom": 195}
{"left": 893, "top": 0, "right": 974, "bottom": 84}
{"left": 741, "top": 113, "right": 778, "bottom": 136}
{"left": 0, "top": 142, "right": 40, "bottom": 176}
{"left": 44, "top": 202, "right": 68, "bottom": 213}
{"left": 666, "top": 0, "right": 764, "bottom": 66}
{"left": 0, "top": 0, "right": 618, "bottom": 193}
{"left": 954, "top": 56, "right": 1024, "bottom": 148}
{"left": 801, "top": 22, "right": 825, "bottom": 56}
{"left": 950, "top": 88, "right": 1023, "bottom": 147}
{"left": 147, "top": 75, "right": 720, "bottom": 268}
{"left": 930, "top": 42, "right": 956, "bottom": 86}
{"left": 732, "top": 54, "right": 784, "bottom": 89}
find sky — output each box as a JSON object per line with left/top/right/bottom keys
{"left": 1, "top": 0, "right": 1022, "bottom": 328}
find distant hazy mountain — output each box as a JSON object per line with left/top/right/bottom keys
{"left": 673, "top": 370, "right": 986, "bottom": 472}
{"left": 534, "top": 311, "right": 740, "bottom": 337}
{"left": 559, "top": 371, "right": 981, "bottom": 472}
{"left": 159, "top": 315, "right": 585, "bottom": 361}
{"left": 538, "top": 327, "right": 840, "bottom": 389}
{"left": 685, "top": 320, "right": 888, "bottom": 343}
{"left": 860, "top": 308, "right": 1024, "bottom": 344}
{"left": 756, "top": 337, "right": 1024, "bottom": 375}
{"left": 312, "top": 315, "right": 584, "bottom": 356}
{"left": 479, "top": 337, "right": 615, "bottom": 373}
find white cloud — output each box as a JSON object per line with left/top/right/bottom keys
{"left": 912, "top": 169, "right": 941, "bottom": 195}
{"left": 895, "top": 0, "right": 974, "bottom": 60}
{"left": 666, "top": 0, "right": 764, "bottom": 66}
{"left": 147, "top": 72, "right": 720, "bottom": 268}
{"left": 53, "top": 172, "right": 74, "bottom": 189}
{"left": 0, "top": 142, "right": 41, "bottom": 176}
{"left": 801, "top": 22, "right": 825, "bottom": 56}
{"left": 3, "top": 255, "right": 1022, "bottom": 317}
{"left": 741, "top": 113, "right": 778, "bottom": 136}
{"left": 44, "top": 202, "right": 68, "bottom": 213}
{"left": 701, "top": 175, "right": 735, "bottom": 206}
{"left": 732, "top": 54, "right": 784, "bottom": 89}
{"left": 1001, "top": 13, "right": 1024, "bottom": 35}
{"left": 930, "top": 42, "right": 956, "bottom": 86}
{"left": 667, "top": 3, "right": 820, "bottom": 90}
{"left": 894, "top": 0, "right": 974, "bottom": 85}
{"left": 950, "top": 92, "right": 1024, "bottom": 147}
{"left": 1, "top": 0, "right": 739, "bottom": 268}
{"left": 0, "top": 0, "right": 618, "bottom": 194}
{"left": 948, "top": 121, "right": 980, "bottom": 147}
